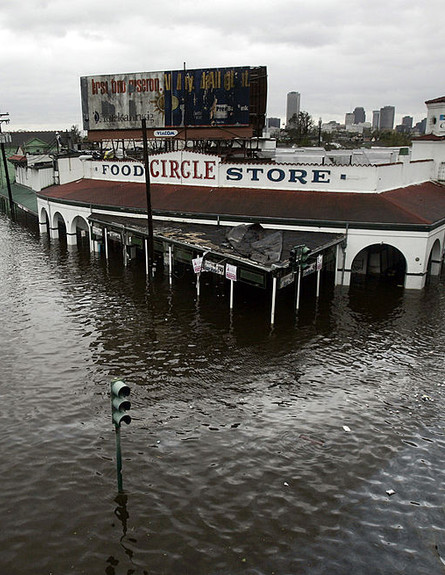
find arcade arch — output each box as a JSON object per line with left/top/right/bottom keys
{"left": 351, "top": 243, "right": 406, "bottom": 286}
{"left": 426, "top": 238, "right": 443, "bottom": 279}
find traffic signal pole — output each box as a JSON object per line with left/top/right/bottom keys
{"left": 110, "top": 379, "right": 132, "bottom": 493}
{"left": 115, "top": 425, "right": 124, "bottom": 493}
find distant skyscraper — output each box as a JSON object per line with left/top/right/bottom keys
{"left": 286, "top": 92, "right": 300, "bottom": 126}
{"left": 353, "top": 107, "right": 366, "bottom": 124}
{"left": 372, "top": 110, "right": 380, "bottom": 130}
{"left": 379, "top": 106, "right": 395, "bottom": 130}
{"left": 345, "top": 113, "right": 355, "bottom": 126}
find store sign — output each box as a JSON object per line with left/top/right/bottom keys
{"left": 108, "top": 231, "right": 122, "bottom": 241}
{"left": 203, "top": 260, "right": 225, "bottom": 275}
{"left": 302, "top": 262, "right": 317, "bottom": 277}
{"left": 279, "top": 272, "right": 294, "bottom": 289}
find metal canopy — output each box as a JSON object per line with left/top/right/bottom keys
{"left": 88, "top": 212, "right": 345, "bottom": 276}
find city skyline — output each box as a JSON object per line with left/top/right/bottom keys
{"left": 1, "top": 0, "right": 443, "bottom": 131}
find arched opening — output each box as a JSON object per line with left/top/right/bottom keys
{"left": 426, "top": 239, "right": 443, "bottom": 283}
{"left": 71, "top": 215, "right": 90, "bottom": 246}
{"left": 53, "top": 212, "right": 67, "bottom": 239}
{"left": 39, "top": 207, "right": 50, "bottom": 234}
{"left": 351, "top": 244, "right": 406, "bottom": 286}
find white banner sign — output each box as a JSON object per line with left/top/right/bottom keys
{"left": 192, "top": 256, "right": 203, "bottom": 274}
{"left": 225, "top": 263, "right": 237, "bottom": 281}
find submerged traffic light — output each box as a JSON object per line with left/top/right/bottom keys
{"left": 111, "top": 379, "right": 131, "bottom": 427}
{"left": 289, "top": 248, "right": 297, "bottom": 271}
{"left": 300, "top": 246, "right": 312, "bottom": 269}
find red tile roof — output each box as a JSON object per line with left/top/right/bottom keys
{"left": 39, "top": 179, "right": 445, "bottom": 227}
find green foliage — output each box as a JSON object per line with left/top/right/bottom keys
{"left": 371, "top": 130, "right": 412, "bottom": 147}
{"left": 281, "top": 111, "right": 316, "bottom": 146}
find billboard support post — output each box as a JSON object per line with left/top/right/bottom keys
{"left": 141, "top": 118, "right": 154, "bottom": 276}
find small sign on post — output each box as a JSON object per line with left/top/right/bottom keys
{"left": 0, "top": 133, "right": 12, "bottom": 144}
{"left": 225, "top": 263, "right": 237, "bottom": 282}
{"left": 192, "top": 256, "right": 203, "bottom": 274}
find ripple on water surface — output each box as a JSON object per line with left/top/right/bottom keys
{"left": 0, "top": 214, "right": 444, "bottom": 574}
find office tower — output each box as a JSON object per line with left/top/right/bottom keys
{"left": 345, "top": 113, "right": 355, "bottom": 126}
{"left": 286, "top": 92, "right": 300, "bottom": 126}
{"left": 372, "top": 111, "right": 380, "bottom": 130}
{"left": 379, "top": 106, "right": 395, "bottom": 130}
{"left": 353, "top": 107, "right": 366, "bottom": 124}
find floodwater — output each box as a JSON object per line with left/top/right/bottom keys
{"left": 0, "top": 212, "right": 444, "bottom": 575}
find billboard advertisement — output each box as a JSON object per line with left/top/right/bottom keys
{"left": 80, "top": 66, "right": 266, "bottom": 132}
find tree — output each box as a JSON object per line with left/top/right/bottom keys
{"left": 282, "top": 111, "right": 315, "bottom": 146}
{"left": 371, "top": 130, "right": 412, "bottom": 147}
{"left": 69, "top": 125, "right": 84, "bottom": 144}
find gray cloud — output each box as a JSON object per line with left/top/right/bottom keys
{"left": 1, "top": 0, "right": 444, "bottom": 129}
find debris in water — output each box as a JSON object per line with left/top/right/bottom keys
{"left": 343, "top": 425, "right": 351, "bottom": 432}
{"left": 386, "top": 489, "right": 396, "bottom": 496}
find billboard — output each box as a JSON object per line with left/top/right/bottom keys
{"left": 80, "top": 66, "right": 266, "bottom": 133}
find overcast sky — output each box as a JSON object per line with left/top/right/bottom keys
{"left": 1, "top": 0, "right": 444, "bottom": 132}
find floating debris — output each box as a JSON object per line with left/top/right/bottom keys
{"left": 386, "top": 489, "right": 396, "bottom": 496}
{"left": 343, "top": 425, "right": 351, "bottom": 432}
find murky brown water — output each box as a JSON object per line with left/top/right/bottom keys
{"left": 1, "top": 212, "right": 444, "bottom": 575}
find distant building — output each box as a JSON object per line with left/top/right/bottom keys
{"left": 379, "top": 106, "right": 395, "bottom": 130}
{"left": 266, "top": 117, "right": 281, "bottom": 129}
{"left": 396, "top": 116, "right": 413, "bottom": 134}
{"left": 286, "top": 92, "right": 300, "bottom": 127}
{"left": 372, "top": 110, "right": 380, "bottom": 130}
{"left": 353, "top": 107, "right": 366, "bottom": 124}
{"left": 414, "top": 118, "right": 427, "bottom": 135}
{"left": 345, "top": 113, "right": 355, "bottom": 127}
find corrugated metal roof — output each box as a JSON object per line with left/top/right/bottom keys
{"left": 89, "top": 214, "right": 344, "bottom": 270}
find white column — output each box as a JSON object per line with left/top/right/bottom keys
{"left": 168, "top": 245, "right": 173, "bottom": 285}
{"left": 145, "top": 238, "right": 150, "bottom": 276}
{"left": 66, "top": 232, "right": 77, "bottom": 246}
{"left": 104, "top": 227, "right": 109, "bottom": 259}
{"left": 270, "top": 276, "right": 277, "bottom": 326}
{"left": 295, "top": 269, "right": 301, "bottom": 311}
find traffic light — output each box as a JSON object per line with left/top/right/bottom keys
{"left": 300, "top": 246, "right": 312, "bottom": 269}
{"left": 111, "top": 379, "right": 131, "bottom": 427}
{"left": 289, "top": 248, "right": 297, "bottom": 271}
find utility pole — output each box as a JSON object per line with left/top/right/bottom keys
{"left": 0, "top": 111, "right": 14, "bottom": 218}
{"left": 141, "top": 118, "right": 154, "bottom": 276}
